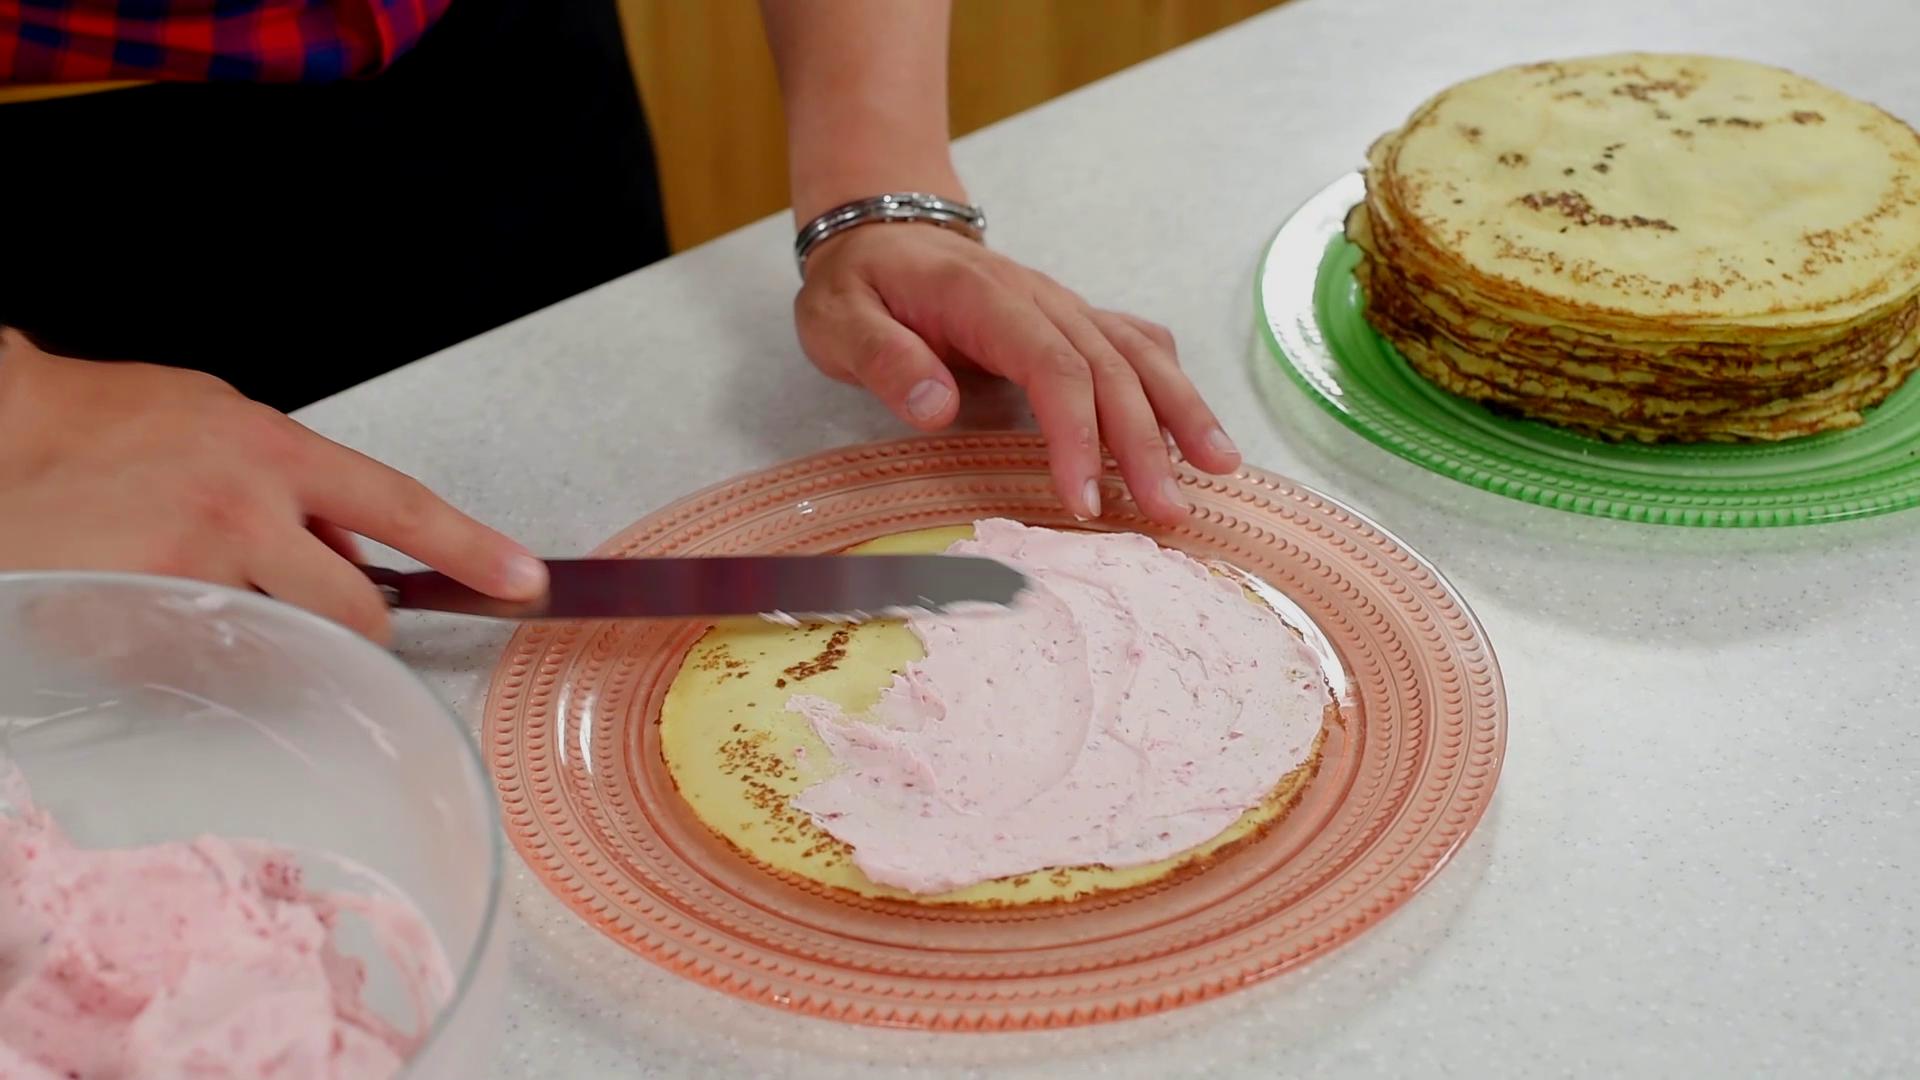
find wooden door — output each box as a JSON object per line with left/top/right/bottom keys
{"left": 618, "top": 1, "right": 1288, "bottom": 249}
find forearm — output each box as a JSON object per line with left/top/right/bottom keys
{"left": 758, "top": 0, "right": 965, "bottom": 223}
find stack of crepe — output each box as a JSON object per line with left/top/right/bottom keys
{"left": 1348, "top": 53, "right": 1920, "bottom": 441}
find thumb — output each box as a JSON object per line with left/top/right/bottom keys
{"left": 797, "top": 285, "right": 959, "bottom": 429}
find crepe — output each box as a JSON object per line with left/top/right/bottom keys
{"left": 1350, "top": 53, "right": 1920, "bottom": 441}
{"left": 659, "top": 526, "right": 1330, "bottom": 908}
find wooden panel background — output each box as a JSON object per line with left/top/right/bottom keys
{"left": 619, "top": 1, "right": 1287, "bottom": 250}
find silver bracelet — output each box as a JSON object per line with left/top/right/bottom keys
{"left": 793, "top": 193, "right": 987, "bottom": 275}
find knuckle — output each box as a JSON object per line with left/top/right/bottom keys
{"left": 793, "top": 285, "right": 834, "bottom": 324}
{"left": 171, "top": 366, "right": 237, "bottom": 397}
{"left": 180, "top": 473, "right": 259, "bottom": 535}
{"left": 228, "top": 403, "right": 304, "bottom": 467}
{"left": 1139, "top": 319, "right": 1175, "bottom": 349}
{"left": 791, "top": 317, "right": 852, "bottom": 383}
{"left": 1126, "top": 432, "right": 1170, "bottom": 462}
{"left": 340, "top": 587, "right": 392, "bottom": 640}
{"left": 140, "top": 536, "right": 204, "bottom": 580}
{"left": 382, "top": 476, "right": 442, "bottom": 538}
{"left": 1035, "top": 273, "right": 1083, "bottom": 304}
{"left": 1042, "top": 419, "right": 1097, "bottom": 454}
{"left": 1084, "top": 346, "right": 1134, "bottom": 381}
{"left": 812, "top": 354, "right": 861, "bottom": 386}
{"left": 859, "top": 329, "right": 919, "bottom": 378}
{"left": 1040, "top": 346, "right": 1086, "bottom": 381}
{"left": 940, "top": 260, "right": 995, "bottom": 297}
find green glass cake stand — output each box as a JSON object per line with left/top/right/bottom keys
{"left": 1255, "top": 173, "right": 1920, "bottom": 527}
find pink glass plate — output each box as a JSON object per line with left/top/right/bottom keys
{"left": 484, "top": 434, "right": 1506, "bottom": 1030}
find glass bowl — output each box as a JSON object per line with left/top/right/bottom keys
{"left": 0, "top": 572, "right": 505, "bottom": 1078}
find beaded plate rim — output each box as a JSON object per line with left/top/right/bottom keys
{"left": 484, "top": 433, "right": 1507, "bottom": 1030}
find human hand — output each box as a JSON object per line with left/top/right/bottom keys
{"left": 0, "top": 332, "right": 546, "bottom": 643}
{"left": 792, "top": 224, "right": 1241, "bottom": 525}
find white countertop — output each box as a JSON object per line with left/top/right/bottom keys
{"left": 297, "top": 0, "right": 1920, "bottom": 1074}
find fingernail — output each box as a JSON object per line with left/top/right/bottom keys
{"left": 906, "top": 380, "right": 953, "bottom": 422}
{"left": 504, "top": 553, "right": 548, "bottom": 597}
{"left": 1208, "top": 427, "right": 1240, "bottom": 459}
{"left": 1162, "top": 477, "right": 1191, "bottom": 511}
{"left": 1082, "top": 479, "right": 1102, "bottom": 519}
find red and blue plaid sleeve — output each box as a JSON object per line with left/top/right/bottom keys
{"left": 0, "top": 0, "right": 453, "bottom": 84}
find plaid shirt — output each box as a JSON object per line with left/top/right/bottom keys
{"left": 0, "top": 1, "right": 452, "bottom": 84}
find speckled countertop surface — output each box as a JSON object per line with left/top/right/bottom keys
{"left": 296, "top": 0, "right": 1920, "bottom": 1074}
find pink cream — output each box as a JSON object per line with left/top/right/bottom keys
{"left": 0, "top": 810, "right": 451, "bottom": 1080}
{"left": 789, "top": 519, "right": 1329, "bottom": 894}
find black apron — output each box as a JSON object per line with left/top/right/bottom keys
{"left": 0, "top": 0, "right": 669, "bottom": 411}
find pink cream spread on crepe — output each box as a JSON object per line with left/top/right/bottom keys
{"left": 0, "top": 809, "right": 451, "bottom": 1080}
{"left": 788, "top": 519, "right": 1329, "bottom": 894}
